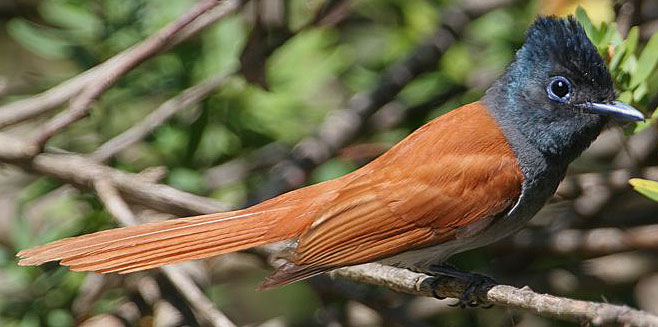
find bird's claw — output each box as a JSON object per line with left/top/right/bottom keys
{"left": 427, "top": 264, "right": 496, "bottom": 309}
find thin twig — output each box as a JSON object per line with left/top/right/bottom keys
{"left": 0, "top": 133, "right": 226, "bottom": 215}
{"left": 32, "top": 0, "right": 222, "bottom": 148}
{"left": 93, "top": 178, "right": 236, "bottom": 327}
{"left": 203, "top": 142, "right": 290, "bottom": 190}
{"left": 94, "top": 179, "right": 140, "bottom": 226}
{"left": 161, "top": 266, "right": 237, "bottom": 327}
{"left": 0, "top": 0, "right": 244, "bottom": 130}
{"left": 90, "top": 72, "right": 233, "bottom": 162}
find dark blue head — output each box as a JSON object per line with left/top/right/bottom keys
{"left": 484, "top": 16, "right": 643, "bottom": 162}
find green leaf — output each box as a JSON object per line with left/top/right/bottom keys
{"left": 6, "top": 18, "right": 71, "bottom": 59}
{"left": 17, "top": 177, "right": 61, "bottom": 204}
{"left": 168, "top": 168, "right": 204, "bottom": 194}
{"left": 610, "top": 27, "right": 639, "bottom": 74}
{"left": 633, "top": 108, "right": 658, "bottom": 134}
{"left": 630, "top": 32, "right": 658, "bottom": 88}
{"left": 39, "top": 1, "right": 102, "bottom": 40}
{"left": 633, "top": 81, "right": 649, "bottom": 102}
{"left": 622, "top": 53, "right": 638, "bottom": 75}
{"left": 629, "top": 178, "right": 658, "bottom": 202}
{"left": 46, "top": 309, "right": 73, "bottom": 327}
{"left": 609, "top": 44, "right": 626, "bottom": 72}
{"left": 625, "top": 27, "right": 639, "bottom": 57}
{"left": 576, "top": 6, "right": 598, "bottom": 42}
{"left": 618, "top": 90, "right": 633, "bottom": 103}
{"left": 597, "top": 23, "right": 615, "bottom": 53}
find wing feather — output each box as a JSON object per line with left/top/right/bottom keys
{"left": 262, "top": 102, "right": 524, "bottom": 288}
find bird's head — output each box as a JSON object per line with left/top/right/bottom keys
{"left": 485, "top": 16, "right": 644, "bottom": 160}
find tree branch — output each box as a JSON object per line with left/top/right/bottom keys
{"left": 329, "top": 263, "right": 658, "bottom": 327}
{"left": 0, "top": 0, "right": 244, "bottom": 130}
{"left": 0, "top": 133, "right": 226, "bottom": 216}
{"left": 90, "top": 72, "right": 233, "bottom": 162}
{"left": 93, "top": 178, "right": 236, "bottom": 327}
{"left": 31, "top": 0, "right": 224, "bottom": 148}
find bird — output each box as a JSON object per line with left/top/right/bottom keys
{"left": 17, "top": 16, "right": 644, "bottom": 297}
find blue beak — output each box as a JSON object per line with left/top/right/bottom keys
{"left": 583, "top": 101, "right": 645, "bottom": 122}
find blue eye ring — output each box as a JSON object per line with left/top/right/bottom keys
{"left": 546, "top": 76, "right": 572, "bottom": 102}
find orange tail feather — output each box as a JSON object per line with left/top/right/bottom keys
{"left": 17, "top": 204, "right": 306, "bottom": 274}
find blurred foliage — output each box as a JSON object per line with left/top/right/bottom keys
{"left": 575, "top": 7, "right": 658, "bottom": 134}
{"left": 574, "top": 6, "right": 658, "bottom": 203}
{"left": 0, "top": 0, "right": 657, "bottom": 326}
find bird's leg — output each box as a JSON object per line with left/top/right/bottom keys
{"left": 427, "top": 264, "right": 496, "bottom": 308}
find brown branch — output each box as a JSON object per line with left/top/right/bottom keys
{"left": 0, "top": 133, "right": 226, "bottom": 216}
{"left": 0, "top": 0, "right": 245, "bottom": 130}
{"left": 93, "top": 178, "right": 236, "bottom": 327}
{"left": 90, "top": 72, "right": 233, "bottom": 162}
{"left": 80, "top": 314, "right": 130, "bottom": 327}
{"left": 31, "top": 0, "right": 223, "bottom": 148}
{"left": 329, "top": 263, "right": 658, "bottom": 327}
{"left": 161, "top": 266, "right": 237, "bottom": 327}
{"left": 93, "top": 179, "right": 140, "bottom": 226}
{"left": 203, "top": 142, "right": 290, "bottom": 190}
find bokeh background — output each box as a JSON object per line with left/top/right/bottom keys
{"left": 1, "top": 0, "right": 657, "bottom": 326}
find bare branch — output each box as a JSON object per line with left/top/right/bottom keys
{"left": 204, "top": 142, "right": 290, "bottom": 190}
{"left": 79, "top": 314, "right": 129, "bottom": 327}
{"left": 73, "top": 274, "right": 120, "bottom": 319}
{"left": 161, "top": 266, "right": 237, "bottom": 327}
{"left": 93, "top": 178, "right": 236, "bottom": 327}
{"left": 329, "top": 263, "right": 658, "bottom": 327}
{"left": 0, "top": 0, "right": 244, "bottom": 129}
{"left": 94, "top": 179, "right": 140, "bottom": 226}
{"left": 309, "top": 276, "right": 434, "bottom": 327}
{"left": 0, "top": 133, "right": 227, "bottom": 215}
{"left": 0, "top": 68, "right": 99, "bottom": 129}
{"left": 31, "top": 0, "right": 224, "bottom": 148}
{"left": 91, "top": 72, "right": 233, "bottom": 162}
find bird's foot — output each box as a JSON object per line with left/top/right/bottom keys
{"left": 427, "top": 264, "right": 496, "bottom": 309}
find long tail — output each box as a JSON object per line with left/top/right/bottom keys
{"left": 17, "top": 199, "right": 313, "bottom": 274}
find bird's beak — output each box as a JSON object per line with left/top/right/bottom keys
{"left": 582, "top": 101, "right": 645, "bottom": 121}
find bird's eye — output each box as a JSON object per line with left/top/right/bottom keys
{"left": 546, "top": 76, "right": 571, "bottom": 102}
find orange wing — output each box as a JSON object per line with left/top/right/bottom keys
{"left": 262, "top": 102, "right": 523, "bottom": 288}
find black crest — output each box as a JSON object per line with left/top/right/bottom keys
{"left": 520, "top": 16, "right": 613, "bottom": 94}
